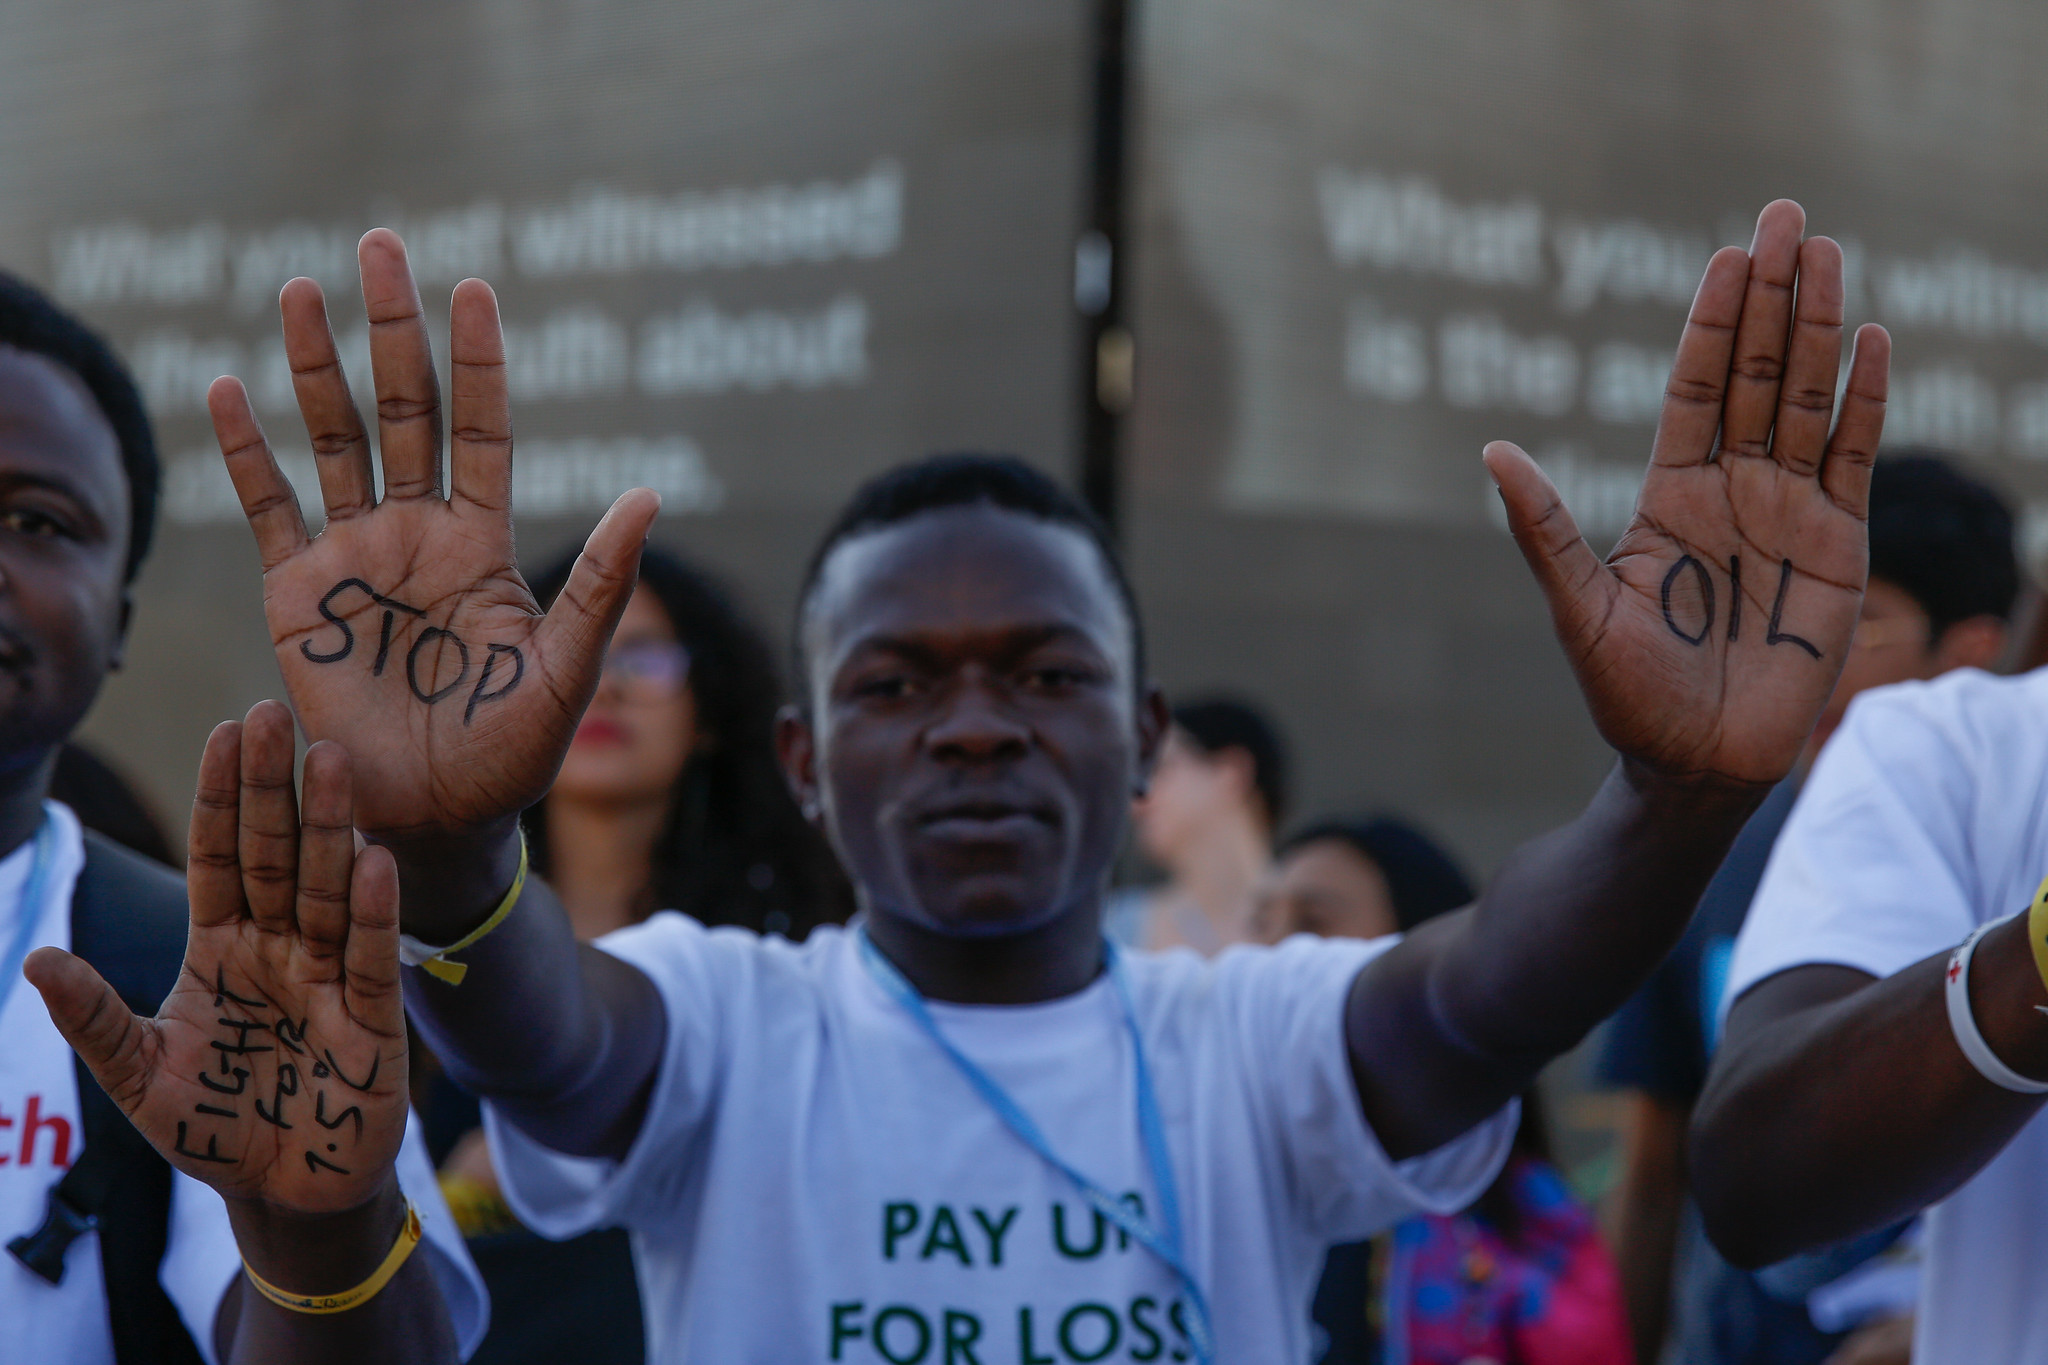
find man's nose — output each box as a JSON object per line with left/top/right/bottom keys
{"left": 925, "top": 678, "right": 1030, "bottom": 763}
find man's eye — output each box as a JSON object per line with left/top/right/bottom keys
{"left": 854, "top": 675, "right": 916, "bottom": 700}
{"left": 1022, "top": 667, "right": 1090, "bottom": 691}
{"left": 0, "top": 508, "right": 65, "bottom": 538}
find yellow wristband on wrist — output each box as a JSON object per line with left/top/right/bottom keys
{"left": 398, "top": 831, "right": 529, "bottom": 986}
{"left": 242, "top": 1202, "right": 421, "bottom": 1315}
{"left": 2025, "top": 873, "right": 2048, "bottom": 1006}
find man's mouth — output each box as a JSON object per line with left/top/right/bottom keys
{"left": 914, "top": 798, "right": 1056, "bottom": 841}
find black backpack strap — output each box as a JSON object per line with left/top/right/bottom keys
{"left": 5, "top": 831, "right": 205, "bottom": 1364}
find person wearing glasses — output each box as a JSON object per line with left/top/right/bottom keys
{"left": 1599, "top": 454, "right": 2017, "bottom": 1365}
{"left": 422, "top": 545, "right": 849, "bottom": 1365}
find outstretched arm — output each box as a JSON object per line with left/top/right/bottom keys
{"left": 206, "top": 231, "right": 669, "bottom": 1160}
{"left": 1346, "top": 200, "right": 1890, "bottom": 1160}
{"left": 26, "top": 704, "right": 454, "bottom": 1363}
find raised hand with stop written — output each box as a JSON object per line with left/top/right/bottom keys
{"left": 208, "top": 230, "right": 658, "bottom": 920}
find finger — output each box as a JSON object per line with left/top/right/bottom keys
{"left": 188, "top": 720, "right": 248, "bottom": 929}
{"left": 1767, "top": 236, "right": 1847, "bottom": 477}
{"left": 1484, "top": 441, "right": 1616, "bottom": 646}
{"left": 1819, "top": 324, "right": 1892, "bottom": 518}
{"left": 238, "top": 700, "right": 301, "bottom": 935}
{"left": 448, "top": 279, "right": 513, "bottom": 521}
{"left": 1649, "top": 246, "right": 1752, "bottom": 469}
{"left": 25, "top": 946, "right": 154, "bottom": 1117}
{"left": 1715, "top": 200, "right": 1807, "bottom": 461}
{"left": 536, "top": 488, "right": 663, "bottom": 687}
{"left": 209, "top": 377, "right": 308, "bottom": 569}
{"left": 281, "top": 277, "right": 377, "bottom": 521}
{"left": 342, "top": 844, "right": 404, "bottom": 1037}
{"left": 358, "top": 229, "right": 443, "bottom": 500}
{"left": 294, "top": 741, "right": 356, "bottom": 966}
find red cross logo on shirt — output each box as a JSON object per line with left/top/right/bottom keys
{"left": 1949, "top": 955, "right": 1964, "bottom": 985}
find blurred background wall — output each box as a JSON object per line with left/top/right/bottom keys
{"left": 3, "top": 0, "right": 2047, "bottom": 947}
{"left": 1129, "top": 0, "right": 2048, "bottom": 870}
{"left": 0, "top": 0, "right": 1094, "bottom": 824}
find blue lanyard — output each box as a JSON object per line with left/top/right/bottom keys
{"left": 0, "top": 810, "right": 61, "bottom": 1025}
{"left": 856, "top": 925, "right": 1217, "bottom": 1363}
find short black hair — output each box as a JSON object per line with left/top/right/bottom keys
{"left": 1278, "top": 815, "right": 1475, "bottom": 932}
{"left": 0, "top": 271, "right": 159, "bottom": 581}
{"left": 795, "top": 453, "right": 1143, "bottom": 686}
{"left": 1867, "top": 451, "right": 2019, "bottom": 635}
{"left": 1172, "top": 696, "right": 1288, "bottom": 829}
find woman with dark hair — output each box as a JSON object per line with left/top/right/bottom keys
{"left": 425, "top": 543, "right": 850, "bottom": 1364}
{"left": 518, "top": 544, "right": 850, "bottom": 940}
{"left": 1262, "top": 817, "right": 1633, "bottom": 1365}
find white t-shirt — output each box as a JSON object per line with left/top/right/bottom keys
{"left": 0, "top": 802, "right": 489, "bottom": 1363}
{"left": 1728, "top": 666, "right": 2048, "bottom": 1364}
{"left": 487, "top": 917, "right": 1515, "bottom": 1364}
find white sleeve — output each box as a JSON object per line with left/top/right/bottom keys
{"left": 1727, "top": 681, "right": 1989, "bottom": 1007}
{"left": 159, "top": 1114, "right": 490, "bottom": 1363}
{"left": 488, "top": 912, "right": 748, "bottom": 1240}
{"left": 1209, "top": 934, "right": 1517, "bottom": 1244}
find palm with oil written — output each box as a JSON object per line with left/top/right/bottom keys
{"left": 1490, "top": 200, "right": 1890, "bottom": 786}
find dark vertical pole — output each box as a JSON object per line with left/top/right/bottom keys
{"left": 1076, "top": 0, "right": 1132, "bottom": 535}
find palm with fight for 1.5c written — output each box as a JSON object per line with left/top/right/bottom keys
{"left": 25, "top": 703, "right": 408, "bottom": 1217}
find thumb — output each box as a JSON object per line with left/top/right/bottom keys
{"left": 536, "top": 486, "right": 662, "bottom": 682}
{"left": 25, "top": 945, "right": 155, "bottom": 1116}
{"left": 1484, "top": 441, "right": 1613, "bottom": 640}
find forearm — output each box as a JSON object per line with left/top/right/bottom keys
{"left": 1350, "top": 760, "right": 1759, "bottom": 1155}
{"left": 1615, "top": 1188, "right": 1679, "bottom": 1362}
{"left": 388, "top": 827, "right": 665, "bottom": 1158}
{"left": 1611, "top": 1094, "right": 1689, "bottom": 1364}
{"left": 1693, "top": 926, "right": 2048, "bottom": 1266}
{"left": 1442, "top": 760, "right": 1761, "bottom": 1061}
{"left": 219, "top": 1178, "right": 456, "bottom": 1364}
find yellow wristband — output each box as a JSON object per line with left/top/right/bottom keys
{"left": 439, "top": 1173, "right": 520, "bottom": 1239}
{"left": 242, "top": 1202, "right": 422, "bottom": 1315}
{"left": 398, "top": 831, "right": 528, "bottom": 986}
{"left": 2025, "top": 873, "right": 2048, "bottom": 1004}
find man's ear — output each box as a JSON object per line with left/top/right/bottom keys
{"left": 775, "top": 703, "right": 823, "bottom": 825}
{"left": 108, "top": 590, "right": 134, "bottom": 672}
{"left": 1932, "top": 615, "right": 2009, "bottom": 673}
{"left": 1133, "top": 685, "right": 1170, "bottom": 795}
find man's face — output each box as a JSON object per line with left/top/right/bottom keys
{"left": 0, "top": 346, "right": 131, "bottom": 768}
{"left": 785, "top": 505, "right": 1164, "bottom": 937}
{"left": 1132, "top": 729, "right": 1260, "bottom": 870}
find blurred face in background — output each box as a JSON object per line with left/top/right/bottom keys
{"left": 554, "top": 587, "right": 701, "bottom": 806}
{"left": 1133, "top": 728, "right": 1261, "bottom": 867}
{"left": 1256, "top": 837, "right": 1400, "bottom": 943}
{"left": 1806, "top": 576, "right": 2008, "bottom": 757}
